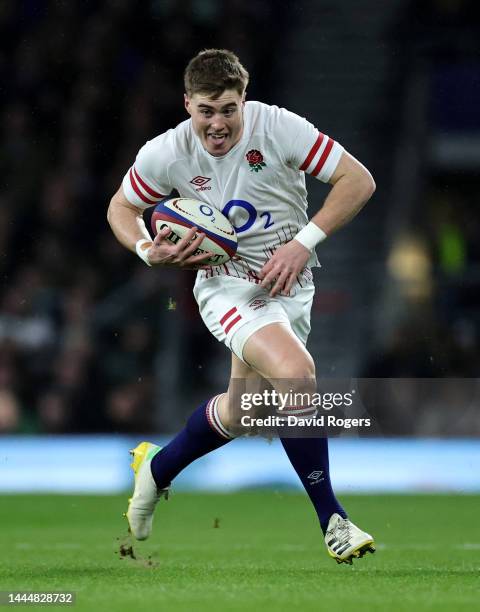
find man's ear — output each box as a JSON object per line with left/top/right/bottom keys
{"left": 184, "top": 94, "right": 191, "bottom": 114}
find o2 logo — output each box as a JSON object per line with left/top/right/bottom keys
{"left": 221, "top": 200, "right": 274, "bottom": 233}
{"left": 199, "top": 204, "right": 216, "bottom": 223}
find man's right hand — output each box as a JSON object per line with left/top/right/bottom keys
{"left": 145, "top": 226, "right": 213, "bottom": 269}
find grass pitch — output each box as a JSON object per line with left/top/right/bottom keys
{"left": 1, "top": 493, "right": 478, "bottom": 611}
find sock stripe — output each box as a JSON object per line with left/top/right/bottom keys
{"left": 206, "top": 395, "right": 233, "bottom": 440}
{"left": 150, "top": 397, "right": 234, "bottom": 490}
{"left": 213, "top": 397, "right": 235, "bottom": 440}
{"left": 277, "top": 406, "right": 318, "bottom": 417}
{"left": 205, "top": 396, "right": 219, "bottom": 435}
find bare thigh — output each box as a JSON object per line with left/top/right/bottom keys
{"left": 217, "top": 322, "right": 316, "bottom": 431}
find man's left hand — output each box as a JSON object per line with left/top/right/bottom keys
{"left": 259, "top": 240, "right": 311, "bottom": 297}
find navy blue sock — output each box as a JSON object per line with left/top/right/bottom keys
{"left": 151, "top": 395, "right": 233, "bottom": 489}
{"left": 280, "top": 437, "right": 347, "bottom": 533}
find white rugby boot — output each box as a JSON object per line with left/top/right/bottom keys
{"left": 125, "top": 441, "right": 169, "bottom": 540}
{"left": 325, "top": 513, "right": 376, "bottom": 565}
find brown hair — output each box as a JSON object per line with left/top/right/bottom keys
{"left": 184, "top": 49, "right": 249, "bottom": 98}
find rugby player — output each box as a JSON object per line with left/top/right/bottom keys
{"left": 108, "top": 49, "right": 376, "bottom": 564}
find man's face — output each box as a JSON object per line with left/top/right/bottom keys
{"left": 185, "top": 89, "right": 245, "bottom": 157}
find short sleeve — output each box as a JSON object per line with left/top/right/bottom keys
{"left": 122, "top": 135, "right": 172, "bottom": 208}
{"left": 274, "top": 107, "right": 344, "bottom": 183}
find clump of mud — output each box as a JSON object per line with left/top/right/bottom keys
{"left": 115, "top": 535, "right": 157, "bottom": 568}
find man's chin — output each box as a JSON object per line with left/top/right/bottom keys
{"left": 206, "top": 143, "right": 230, "bottom": 156}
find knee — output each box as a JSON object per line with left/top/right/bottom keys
{"left": 273, "top": 352, "right": 316, "bottom": 389}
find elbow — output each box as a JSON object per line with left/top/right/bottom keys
{"left": 362, "top": 170, "right": 376, "bottom": 202}
{"left": 107, "top": 198, "right": 116, "bottom": 227}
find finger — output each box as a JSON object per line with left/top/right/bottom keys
{"left": 176, "top": 226, "right": 200, "bottom": 250}
{"left": 176, "top": 232, "right": 206, "bottom": 261}
{"left": 181, "top": 251, "right": 214, "bottom": 267}
{"left": 259, "top": 260, "right": 274, "bottom": 280}
{"left": 153, "top": 226, "right": 172, "bottom": 246}
{"left": 260, "top": 268, "right": 279, "bottom": 289}
{"left": 174, "top": 229, "right": 204, "bottom": 260}
{"left": 269, "top": 271, "right": 289, "bottom": 297}
{"left": 150, "top": 252, "right": 175, "bottom": 266}
{"left": 180, "top": 254, "right": 216, "bottom": 270}
{"left": 260, "top": 276, "right": 274, "bottom": 290}
{"left": 281, "top": 272, "right": 297, "bottom": 296}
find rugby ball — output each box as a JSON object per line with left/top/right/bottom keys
{"left": 151, "top": 198, "right": 237, "bottom": 266}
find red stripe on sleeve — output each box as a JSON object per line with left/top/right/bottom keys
{"left": 311, "top": 138, "right": 334, "bottom": 177}
{"left": 129, "top": 168, "right": 157, "bottom": 204}
{"left": 224, "top": 314, "right": 242, "bottom": 334}
{"left": 299, "top": 132, "right": 324, "bottom": 171}
{"left": 220, "top": 306, "right": 237, "bottom": 326}
{"left": 133, "top": 166, "right": 164, "bottom": 199}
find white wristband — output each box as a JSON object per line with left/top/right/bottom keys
{"left": 294, "top": 222, "right": 327, "bottom": 252}
{"left": 135, "top": 238, "right": 153, "bottom": 267}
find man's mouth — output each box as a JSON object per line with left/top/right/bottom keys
{"left": 207, "top": 133, "right": 228, "bottom": 144}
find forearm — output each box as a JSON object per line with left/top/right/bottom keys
{"left": 107, "top": 187, "right": 212, "bottom": 269}
{"left": 107, "top": 193, "right": 151, "bottom": 254}
{"left": 311, "top": 170, "right": 375, "bottom": 236}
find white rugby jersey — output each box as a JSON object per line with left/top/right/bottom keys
{"left": 122, "top": 101, "right": 343, "bottom": 286}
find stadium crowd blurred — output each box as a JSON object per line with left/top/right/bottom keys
{"left": 1, "top": 0, "right": 479, "bottom": 434}
{"left": 0, "top": 0, "right": 292, "bottom": 433}
{"left": 365, "top": 0, "right": 480, "bottom": 382}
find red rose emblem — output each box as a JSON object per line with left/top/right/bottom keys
{"left": 246, "top": 149, "right": 263, "bottom": 165}
{"left": 246, "top": 149, "right": 266, "bottom": 172}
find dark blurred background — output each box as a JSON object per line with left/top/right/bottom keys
{"left": 1, "top": 0, "right": 479, "bottom": 436}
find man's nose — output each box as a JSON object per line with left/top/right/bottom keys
{"left": 210, "top": 114, "right": 226, "bottom": 130}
